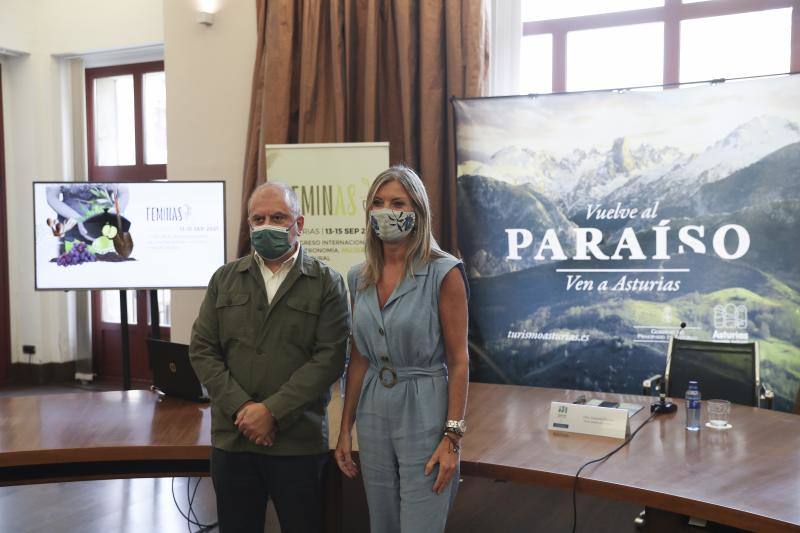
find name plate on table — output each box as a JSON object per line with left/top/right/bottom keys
{"left": 548, "top": 402, "right": 630, "bottom": 439}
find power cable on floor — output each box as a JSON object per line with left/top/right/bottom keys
{"left": 170, "top": 477, "right": 217, "bottom": 532}
{"left": 571, "top": 411, "right": 659, "bottom": 533}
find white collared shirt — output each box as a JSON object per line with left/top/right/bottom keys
{"left": 254, "top": 244, "right": 300, "bottom": 304}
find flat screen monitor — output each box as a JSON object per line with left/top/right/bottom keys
{"left": 33, "top": 181, "right": 226, "bottom": 290}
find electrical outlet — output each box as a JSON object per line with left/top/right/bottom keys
{"left": 22, "top": 345, "right": 36, "bottom": 355}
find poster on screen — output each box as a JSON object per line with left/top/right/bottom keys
{"left": 33, "top": 181, "right": 226, "bottom": 290}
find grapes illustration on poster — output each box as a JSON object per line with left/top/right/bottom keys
{"left": 43, "top": 183, "right": 135, "bottom": 267}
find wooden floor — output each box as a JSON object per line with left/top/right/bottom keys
{"left": 0, "top": 475, "right": 644, "bottom": 533}
{"left": 0, "top": 382, "right": 648, "bottom": 533}
{"left": 1, "top": 477, "right": 222, "bottom": 533}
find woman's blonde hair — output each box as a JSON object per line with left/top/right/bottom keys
{"left": 360, "top": 165, "right": 444, "bottom": 287}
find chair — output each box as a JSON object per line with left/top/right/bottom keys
{"left": 635, "top": 338, "right": 773, "bottom": 528}
{"left": 642, "top": 338, "right": 773, "bottom": 409}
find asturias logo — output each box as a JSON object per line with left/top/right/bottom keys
{"left": 712, "top": 303, "right": 749, "bottom": 341}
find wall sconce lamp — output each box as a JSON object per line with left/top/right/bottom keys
{"left": 197, "top": 11, "right": 215, "bottom": 26}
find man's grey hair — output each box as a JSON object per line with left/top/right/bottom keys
{"left": 246, "top": 182, "right": 302, "bottom": 218}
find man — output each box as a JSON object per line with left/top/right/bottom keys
{"left": 189, "top": 182, "right": 349, "bottom": 533}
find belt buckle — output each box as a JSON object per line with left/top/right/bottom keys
{"left": 378, "top": 366, "right": 398, "bottom": 388}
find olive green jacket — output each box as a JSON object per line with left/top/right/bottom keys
{"left": 189, "top": 246, "right": 349, "bottom": 456}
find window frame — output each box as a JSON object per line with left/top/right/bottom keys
{"left": 85, "top": 60, "right": 166, "bottom": 182}
{"left": 521, "top": 0, "right": 800, "bottom": 92}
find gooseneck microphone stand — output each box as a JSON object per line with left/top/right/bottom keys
{"left": 650, "top": 322, "right": 686, "bottom": 414}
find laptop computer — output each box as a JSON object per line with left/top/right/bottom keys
{"left": 147, "top": 338, "right": 209, "bottom": 403}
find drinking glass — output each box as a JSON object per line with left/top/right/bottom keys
{"left": 706, "top": 399, "right": 731, "bottom": 429}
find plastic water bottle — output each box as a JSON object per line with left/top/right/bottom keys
{"left": 685, "top": 381, "right": 701, "bottom": 431}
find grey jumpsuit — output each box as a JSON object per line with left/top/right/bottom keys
{"left": 347, "top": 254, "right": 466, "bottom": 533}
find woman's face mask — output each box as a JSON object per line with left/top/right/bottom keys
{"left": 370, "top": 208, "right": 416, "bottom": 242}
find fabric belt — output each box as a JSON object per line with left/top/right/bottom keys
{"left": 368, "top": 363, "right": 447, "bottom": 388}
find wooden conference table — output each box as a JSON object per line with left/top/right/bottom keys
{"left": 1, "top": 384, "right": 798, "bottom": 532}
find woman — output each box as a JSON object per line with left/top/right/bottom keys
{"left": 335, "top": 165, "right": 469, "bottom": 532}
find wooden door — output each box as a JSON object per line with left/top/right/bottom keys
{"left": 85, "top": 61, "right": 169, "bottom": 387}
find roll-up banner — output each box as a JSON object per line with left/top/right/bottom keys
{"left": 265, "top": 143, "right": 390, "bottom": 282}
{"left": 454, "top": 75, "right": 800, "bottom": 411}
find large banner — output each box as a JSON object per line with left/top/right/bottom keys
{"left": 454, "top": 76, "right": 800, "bottom": 411}
{"left": 265, "top": 143, "right": 390, "bottom": 280}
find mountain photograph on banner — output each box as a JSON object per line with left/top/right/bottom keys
{"left": 454, "top": 75, "right": 800, "bottom": 411}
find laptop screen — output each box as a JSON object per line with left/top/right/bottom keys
{"left": 147, "top": 338, "right": 208, "bottom": 402}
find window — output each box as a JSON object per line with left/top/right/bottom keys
{"left": 94, "top": 75, "right": 136, "bottom": 166}
{"left": 86, "top": 60, "right": 171, "bottom": 328}
{"left": 143, "top": 71, "right": 167, "bottom": 165}
{"left": 85, "top": 61, "right": 167, "bottom": 181}
{"left": 148, "top": 289, "right": 172, "bottom": 328}
{"left": 680, "top": 8, "right": 792, "bottom": 82}
{"left": 520, "top": 34, "right": 553, "bottom": 94}
{"left": 515, "top": 0, "right": 799, "bottom": 95}
{"left": 101, "top": 290, "right": 138, "bottom": 325}
{"left": 567, "top": 23, "right": 663, "bottom": 92}
{"left": 97, "top": 290, "right": 172, "bottom": 330}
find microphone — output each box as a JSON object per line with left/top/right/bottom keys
{"left": 650, "top": 322, "right": 685, "bottom": 414}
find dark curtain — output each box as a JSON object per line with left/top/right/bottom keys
{"left": 238, "top": 0, "right": 490, "bottom": 257}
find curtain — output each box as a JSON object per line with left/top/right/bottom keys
{"left": 238, "top": 0, "right": 490, "bottom": 257}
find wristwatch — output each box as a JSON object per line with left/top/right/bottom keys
{"left": 445, "top": 419, "right": 466, "bottom": 437}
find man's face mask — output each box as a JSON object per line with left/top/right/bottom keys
{"left": 370, "top": 208, "right": 416, "bottom": 242}
{"left": 251, "top": 222, "right": 294, "bottom": 260}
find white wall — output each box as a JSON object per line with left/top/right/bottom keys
{"left": 0, "top": 0, "right": 34, "bottom": 54}
{"left": 163, "top": 0, "right": 256, "bottom": 343}
{"left": 0, "top": 0, "right": 163, "bottom": 364}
